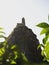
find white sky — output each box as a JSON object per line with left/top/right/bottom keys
{"left": 0, "top": 0, "right": 49, "bottom": 43}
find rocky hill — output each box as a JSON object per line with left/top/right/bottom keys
{"left": 7, "top": 18, "right": 43, "bottom": 63}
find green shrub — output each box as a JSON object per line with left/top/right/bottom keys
{"left": 36, "top": 15, "right": 49, "bottom": 62}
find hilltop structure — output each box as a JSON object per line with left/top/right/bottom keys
{"left": 7, "top": 18, "right": 43, "bottom": 63}
{"left": 17, "top": 17, "right": 25, "bottom": 27}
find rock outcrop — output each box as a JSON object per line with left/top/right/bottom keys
{"left": 7, "top": 18, "right": 43, "bottom": 63}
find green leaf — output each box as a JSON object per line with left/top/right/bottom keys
{"left": 46, "top": 32, "right": 49, "bottom": 37}
{"left": 37, "top": 44, "right": 44, "bottom": 49}
{"left": 0, "top": 47, "right": 5, "bottom": 56}
{"left": 21, "top": 53, "right": 28, "bottom": 62}
{"left": 0, "top": 35, "right": 6, "bottom": 39}
{"left": 44, "top": 42, "right": 49, "bottom": 60}
{"left": 36, "top": 22, "right": 49, "bottom": 28}
{"left": 0, "top": 31, "right": 5, "bottom": 34}
{"left": 41, "top": 49, "right": 44, "bottom": 56}
{"left": 43, "top": 37, "right": 48, "bottom": 44}
{"left": 0, "top": 27, "right": 3, "bottom": 30}
{"left": 11, "top": 45, "right": 16, "bottom": 49}
{"left": 40, "top": 28, "right": 49, "bottom": 35}
{"left": 43, "top": 34, "right": 49, "bottom": 44}
{"left": 11, "top": 60, "right": 16, "bottom": 64}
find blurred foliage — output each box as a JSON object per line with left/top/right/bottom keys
{"left": 36, "top": 15, "right": 49, "bottom": 62}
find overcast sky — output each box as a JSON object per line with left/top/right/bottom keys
{"left": 0, "top": 0, "right": 49, "bottom": 42}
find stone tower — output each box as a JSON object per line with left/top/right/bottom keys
{"left": 22, "top": 17, "right": 25, "bottom": 26}
{"left": 17, "top": 17, "right": 25, "bottom": 27}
